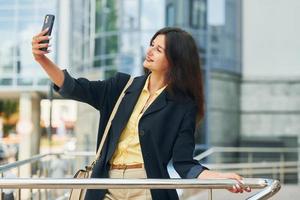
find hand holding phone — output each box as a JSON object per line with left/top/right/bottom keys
{"left": 39, "top": 14, "right": 55, "bottom": 51}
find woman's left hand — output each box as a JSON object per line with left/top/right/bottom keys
{"left": 198, "top": 170, "right": 251, "bottom": 193}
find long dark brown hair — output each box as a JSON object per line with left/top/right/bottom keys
{"left": 145, "top": 27, "right": 204, "bottom": 125}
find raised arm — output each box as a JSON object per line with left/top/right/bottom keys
{"left": 31, "top": 28, "right": 64, "bottom": 87}
{"left": 31, "top": 29, "right": 130, "bottom": 111}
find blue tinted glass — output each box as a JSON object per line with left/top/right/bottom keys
{"left": 0, "top": 9, "right": 15, "bottom": 18}
{"left": 19, "top": 0, "right": 34, "bottom": 4}
{"left": 0, "top": 20, "right": 14, "bottom": 31}
{"left": 0, "top": 35, "right": 14, "bottom": 73}
{"left": 0, "top": 0, "right": 15, "bottom": 6}
{"left": 19, "top": 8, "right": 35, "bottom": 18}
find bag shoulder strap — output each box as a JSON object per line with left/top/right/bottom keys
{"left": 94, "top": 76, "right": 134, "bottom": 161}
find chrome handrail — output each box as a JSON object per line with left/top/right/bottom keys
{"left": 247, "top": 179, "right": 281, "bottom": 200}
{"left": 0, "top": 148, "right": 297, "bottom": 173}
{"left": 195, "top": 147, "right": 300, "bottom": 161}
{"left": 0, "top": 178, "right": 280, "bottom": 200}
{"left": 0, "top": 152, "right": 88, "bottom": 173}
{"left": 0, "top": 151, "right": 283, "bottom": 199}
{"left": 206, "top": 161, "right": 300, "bottom": 170}
{"left": 0, "top": 153, "right": 58, "bottom": 173}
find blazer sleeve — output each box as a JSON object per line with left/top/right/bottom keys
{"left": 172, "top": 103, "right": 208, "bottom": 178}
{"left": 53, "top": 69, "right": 129, "bottom": 111}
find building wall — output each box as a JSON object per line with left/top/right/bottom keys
{"left": 241, "top": 0, "right": 300, "bottom": 144}
{"left": 242, "top": 0, "right": 300, "bottom": 78}
{"left": 210, "top": 71, "right": 241, "bottom": 147}
{"left": 241, "top": 78, "right": 300, "bottom": 139}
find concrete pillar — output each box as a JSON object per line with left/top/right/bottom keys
{"left": 208, "top": 71, "right": 241, "bottom": 163}
{"left": 0, "top": 117, "right": 3, "bottom": 138}
{"left": 74, "top": 102, "right": 99, "bottom": 169}
{"left": 17, "top": 93, "right": 41, "bottom": 177}
{"left": 31, "top": 94, "right": 41, "bottom": 157}
{"left": 57, "top": 0, "right": 70, "bottom": 69}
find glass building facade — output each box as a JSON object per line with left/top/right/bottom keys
{"left": 166, "top": 0, "right": 242, "bottom": 74}
{"left": 68, "top": 0, "right": 93, "bottom": 74}
{"left": 165, "top": 0, "right": 242, "bottom": 148}
{"left": 69, "top": 0, "right": 165, "bottom": 78}
{"left": 70, "top": 0, "right": 123, "bottom": 77}
{"left": 0, "top": 0, "right": 57, "bottom": 88}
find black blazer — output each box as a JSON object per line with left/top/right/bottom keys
{"left": 54, "top": 70, "right": 207, "bottom": 200}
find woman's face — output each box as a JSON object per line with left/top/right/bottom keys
{"left": 143, "top": 34, "right": 169, "bottom": 75}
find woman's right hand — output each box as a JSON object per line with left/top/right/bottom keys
{"left": 198, "top": 170, "right": 251, "bottom": 193}
{"left": 31, "top": 29, "right": 64, "bottom": 87}
{"left": 31, "top": 28, "right": 52, "bottom": 61}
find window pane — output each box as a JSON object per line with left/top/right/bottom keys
{"left": 190, "top": 0, "right": 206, "bottom": 29}
{"left": 166, "top": 4, "right": 174, "bottom": 26}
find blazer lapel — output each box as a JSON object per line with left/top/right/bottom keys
{"left": 105, "top": 75, "right": 147, "bottom": 163}
{"left": 141, "top": 90, "right": 168, "bottom": 119}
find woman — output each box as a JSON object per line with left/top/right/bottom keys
{"left": 32, "top": 27, "right": 251, "bottom": 200}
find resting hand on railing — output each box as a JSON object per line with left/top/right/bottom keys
{"left": 198, "top": 170, "right": 252, "bottom": 193}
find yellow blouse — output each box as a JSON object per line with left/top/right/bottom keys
{"left": 110, "top": 75, "right": 167, "bottom": 165}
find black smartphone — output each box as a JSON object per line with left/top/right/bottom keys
{"left": 39, "top": 14, "right": 55, "bottom": 51}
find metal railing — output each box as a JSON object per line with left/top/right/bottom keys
{"left": 0, "top": 152, "right": 60, "bottom": 200}
{"left": 194, "top": 147, "right": 300, "bottom": 183}
{"left": 195, "top": 147, "right": 300, "bottom": 162}
{"left": 0, "top": 178, "right": 280, "bottom": 200}
{"left": 0, "top": 150, "right": 283, "bottom": 200}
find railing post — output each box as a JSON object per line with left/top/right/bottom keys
{"left": 248, "top": 152, "right": 253, "bottom": 178}
{"left": 279, "top": 153, "right": 284, "bottom": 183}
{"left": 45, "top": 159, "right": 50, "bottom": 200}
{"left": 37, "top": 160, "right": 41, "bottom": 200}
{"left": 30, "top": 169, "right": 33, "bottom": 200}
{"left": 298, "top": 148, "right": 300, "bottom": 183}
{"left": 216, "top": 153, "right": 221, "bottom": 164}
{"left": 17, "top": 167, "right": 21, "bottom": 200}
{"left": 0, "top": 172, "right": 3, "bottom": 200}
{"left": 208, "top": 189, "right": 212, "bottom": 200}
